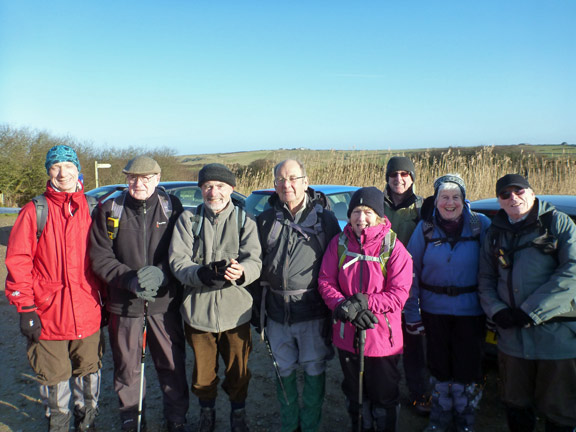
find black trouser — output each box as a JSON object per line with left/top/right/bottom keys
{"left": 421, "top": 312, "right": 485, "bottom": 383}
{"left": 108, "top": 311, "right": 189, "bottom": 424}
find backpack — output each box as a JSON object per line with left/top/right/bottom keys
{"left": 421, "top": 210, "right": 483, "bottom": 246}
{"left": 264, "top": 202, "right": 328, "bottom": 254}
{"left": 106, "top": 188, "right": 173, "bottom": 240}
{"left": 336, "top": 230, "right": 397, "bottom": 279}
{"left": 32, "top": 194, "right": 98, "bottom": 241}
{"left": 189, "top": 198, "right": 247, "bottom": 257}
{"left": 489, "top": 209, "right": 558, "bottom": 268}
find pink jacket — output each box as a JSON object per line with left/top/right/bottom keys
{"left": 318, "top": 219, "right": 412, "bottom": 357}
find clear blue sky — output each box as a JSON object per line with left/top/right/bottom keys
{"left": 1, "top": 1, "right": 574, "bottom": 155}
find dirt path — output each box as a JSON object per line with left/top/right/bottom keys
{"left": 0, "top": 214, "right": 542, "bottom": 431}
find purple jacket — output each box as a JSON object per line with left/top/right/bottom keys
{"left": 318, "top": 220, "right": 413, "bottom": 357}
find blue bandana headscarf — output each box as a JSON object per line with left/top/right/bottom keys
{"left": 45, "top": 145, "right": 81, "bottom": 174}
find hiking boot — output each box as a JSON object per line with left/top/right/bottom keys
{"left": 121, "top": 417, "right": 146, "bottom": 432}
{"left": 167, "top": 421, "right": 193, "bottom": 432}
{"left": 197, "top": 407, "right": 215, "bottom": 432}
{"left": 422, "top": 425, "right": 449, "bottom": 432}
{"left": 230, "top": 408, "right": 249, "bottom": 432}
{"left": 74, "top": 406, "right": 98, "bottom": 431}
{"left": 411, "top": 394, "right": 431, "bottom": 416}
{"left": 48, "top": 411, "right": 71, "bottom": 432}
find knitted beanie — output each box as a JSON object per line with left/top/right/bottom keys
{"left": 385, "top": 156, "right": 416, "bottom": 181}
{"left": 198, "top": 163, "right": 236, "bottom": 187}
{"left": 433, "top": 174, "right": 466, "bottom": 201}
{"left": 347, "top": 187, "right": 385, "bottom": 218}
{"left": 45, "top": 145, "right": 81, "bottom": 174}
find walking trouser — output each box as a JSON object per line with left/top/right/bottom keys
{"left": 185, "top": 321, "right": 252, "bottom": 403}
{"left": 108, "top": 311, "right": 189, "bottom": 423}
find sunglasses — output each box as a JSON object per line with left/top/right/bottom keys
{"left": 498, "top": 188, "right": 526, "bottom": 200}
{"left": 389, "top": 171, "right": 411, "bottom": 178}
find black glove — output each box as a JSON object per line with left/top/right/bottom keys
{"left": 212, "top": 260, "right": 229, "bottom": 275}
{"left": 137, "top": 266, "right": 167, "bottom": 289}
{"left": 20, "top": 311, "right": 42, "bottom": 342}
{"left": 511, "top": 308, "right": 533, "bottom": 327}
{"left": 492, "top": 309, "right": 516, "bottom": 329}
{"left": 197, "top": 265, "right": 227, "bottom": 289}
{"left": 334, "top": 293, "right": 369, "bottom": 322}
{"left": 128, "top": 276, "right": 158, "bottom": 302}
{"left": 352, "top": 309, "right": 379, "bottom": 330}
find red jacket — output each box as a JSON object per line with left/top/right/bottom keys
{"left": 318, "top": 220, "right": 413, "bottom": 357}
{"left": 5, "top": 181, "right": 103, "bottom": 340}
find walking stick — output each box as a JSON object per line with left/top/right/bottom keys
{"left": 357, "top": 328, "right": 366, "bottom": 432}
{"left": 262, "top": 327, "right": 290, "bottom": 405}
{"left": 137, "top": 301, "right": 149, "bottom": 432}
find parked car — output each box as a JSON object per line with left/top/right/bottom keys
{"left": 93, "top": 181, "right": 246, "bottom": 211}
{"left": 470, "top": 194, "right": 576, "bottom": 354}
{"left": 244, "top": 185, "right": 359, "bottom": 229}
{"left": 85, "top": 184, "right": 126, "bottom": 202}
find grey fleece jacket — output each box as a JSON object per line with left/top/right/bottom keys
{"left": 169, "top": 201, "right": 262, "bottom": 332}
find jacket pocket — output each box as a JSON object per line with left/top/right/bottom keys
{"left": 33, "top": 280, "right": 64, "bottom": 308}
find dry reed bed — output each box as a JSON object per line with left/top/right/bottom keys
{"left": 235, "top": 147, "right": 576, "bottom": 200}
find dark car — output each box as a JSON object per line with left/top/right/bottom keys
{"left": 92, "top": 181, "right": 246, "bottom": 211}
{"left": 245, "top": 185, "right": 359, "bottom": 229}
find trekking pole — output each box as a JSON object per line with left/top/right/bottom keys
{"left": 137, "top": 301, "right": 149, "bottom": 432}
{"left": 357, "top": 328, "right": 366, "bottom": 432}
{"left": 262, "top": 327, "right": 290, "bottom": 405}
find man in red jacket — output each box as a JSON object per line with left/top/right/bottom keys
{"left": 5, "top": 145, "right": 104, "bottom": 432}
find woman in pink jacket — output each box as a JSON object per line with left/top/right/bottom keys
{"left": 319, "top": 187, "right": 413, "bottom": 432}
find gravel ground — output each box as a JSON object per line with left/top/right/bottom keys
{"left": 0, "top": 214, "right": 544, "bottom": 431}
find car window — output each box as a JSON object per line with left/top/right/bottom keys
{"left": 245, "top": 193, "right": 272, "bottom": 216}
{"left": 327, "top": 192, "right": 354, "bottom": 221}
{"left": 168, "top": 186, "right": 203, "bottom": 209}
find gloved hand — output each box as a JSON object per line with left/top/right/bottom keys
{"left": 352, "top": 309, "right": 379, "bottom": 330}
{"left": 128, "top": 277, "right": 158, "bottom": 302}
{"left": 197, "top": 264, "right": 227, "bottom": 289}
{"left": 406, "top": 321, "right": 425, "bottom": 336}
{"left": 334, "top": 293, "right": 369, "bottom": 322}
{"left": 137, "top": 266, "right": 167, "bottom": 289}
{"left": 20, "top": 311, "right": 42, "bottom": 342}
{"left": 511, "top": 308, "right": 533, "bottom": 328}
{"left": 212, "top": 260, "right": 228, "bottom": 275}
{"left": 492, "top": 309, "right": 516, "bottom": 329}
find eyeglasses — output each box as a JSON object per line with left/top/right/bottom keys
{"left": 127, "top": 174, "right": 157, "bottom": 184}
{"left": 498, "top": 188, "right": 526, "bottom": 200}
{"left": 274, "top": 176, "right": 306, "bottom": 186}
{"left": 389, "top": 171, "right": 411, "bottom": 178}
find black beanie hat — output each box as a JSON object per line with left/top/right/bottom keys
{"left": 198, "top": 163, "right": 236, "bottom": 187}
{"left": 347, "top": 187, "right": 385, "bottom": 218}
{"left": 433, "top": 174, "right": 466, "bottom": 201}
{"left": 386, "top": 156, "right": 416, "bottom": 181}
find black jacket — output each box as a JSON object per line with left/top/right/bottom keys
{"left": 90, "top": 189, "right": 183, "bottom": 317}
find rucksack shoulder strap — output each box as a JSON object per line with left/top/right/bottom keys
{"left": 157, "top": 188, "right": 173, "bottom": 219}
{"left": 32, "top": 194, "right": 48, "bottom": 241}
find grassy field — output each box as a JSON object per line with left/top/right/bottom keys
{"left": 177, "top": 145, "right": 576, "bottom": 200}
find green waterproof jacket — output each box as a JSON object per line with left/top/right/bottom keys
{"left": 478, "top": 199, "right": 576, "bottom": 360}
{"left": 383, "top": 186, "right": 422, "bottom": 246}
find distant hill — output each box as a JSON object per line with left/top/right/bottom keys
{"left": 177, "top": 143, "right": 576, "bottom": 167}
